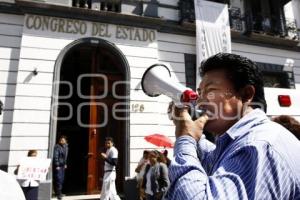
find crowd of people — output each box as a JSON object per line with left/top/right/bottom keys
{"left": 1, "top": 53, "right": 300, "bottom": 200}
{"left": 135, "top": 149, "right": 170, "bottom": 200}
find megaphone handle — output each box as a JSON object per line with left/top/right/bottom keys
{"left": 168, "top": 101, "right": 204, "bottom": 120}
{"left": 189, "top": 105, "right": 205, "bottom": 120}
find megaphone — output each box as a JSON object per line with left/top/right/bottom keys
{"left": 141, "top": 64, "right": 198, "bottom": 103}
{"left": 141, "top": 64, "right": 204, "bottom": 118}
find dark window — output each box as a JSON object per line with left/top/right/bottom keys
{"left": 256, "top": 62, "right": 294, "bottom": 88}
{"left": 184, "top": 54, "right": 197, "bottom": 90}
{"left": 229, "top": 7, "right": 243, "bottom": 31}
{"left": 73, "top": 0, "right": 121, "bottom": 12}
{"left": 244, "top": 0, "right": 288, "bottom": 36}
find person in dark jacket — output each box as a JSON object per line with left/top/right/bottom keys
{"left": 142, "top": 150, "right": 169, "bottom": 200}
{"left": 53, "top": 135, "right": 68, "bottom": 200}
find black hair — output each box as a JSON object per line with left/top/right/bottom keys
{"left": 27, "top": 149, "right": 37, "bottom": 156}
{"left": 162, "top": 149, "right": 168, "bottom": 156}
{"left": 200, "top": 53, "right": 267, "bottom": 112}
{"left": 272, "top": 115, "right": 300, "bottom": 140}
{"left": 143, "top": 150, "right": 149, "bottom": 155}
{"left": 105, "top": 137, "right": 114, "bottom": 143}
{"left": 57, "top": 135, "right": 67, "bottom": 143}
{"left": 59, "top": 135, "right": 67, "bottom": 139}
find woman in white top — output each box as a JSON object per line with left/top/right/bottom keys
{"left": 15, "top": 150, "right": 39, "bottom": 200}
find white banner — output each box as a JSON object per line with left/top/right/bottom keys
{"left": 17, "top": 157, "right": 51, "bottom": 181}
{"left": 194, "top": 0, "right": 231, "bottom": 86}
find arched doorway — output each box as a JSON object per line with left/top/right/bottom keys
{"left": 50, "top": 38, "right": 130, "bottom": 195}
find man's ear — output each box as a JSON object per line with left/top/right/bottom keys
{"left": 240, "top": 85, "right": 255, "bottom": 103}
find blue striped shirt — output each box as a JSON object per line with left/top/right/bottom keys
{"left": 166, "top": 109, "right": 300, "bottom": 199}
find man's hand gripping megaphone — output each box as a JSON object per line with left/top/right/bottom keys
{"left": 168, "top": 100, "right": 209, "bottom": 141}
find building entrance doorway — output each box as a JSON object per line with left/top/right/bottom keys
{"left": 55, "top": 39, "right": 128, "bottom": 195}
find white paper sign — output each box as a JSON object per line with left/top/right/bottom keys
{"left": 17, "top": 157, "right": 51, "bottom": 181}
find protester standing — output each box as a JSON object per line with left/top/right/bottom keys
{"left": 142, "top": 150, "right": 169, "bottom": 200}
{"left": 161, "top": 150, "right": 171, "bottom": 167}
{"left": 15, "top": 150, "right": 39, "bottom": 200}
{"left": 166, "top": 53, "right": 300, "bottom": 199}
{"left": 53, "top": 135, "right": 68, "bottom": 200}
{"left": 100, "top": 137, "right": 121, "bottom": 200}
{"left": 135, "top": 150, "right": 149, "bottom": 200}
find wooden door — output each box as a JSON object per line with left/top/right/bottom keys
{"left": 87, "top": 49, "right": 125, "bottom": 194}
{"left": 87, "top": 50, "right": 99, "bottom": 194}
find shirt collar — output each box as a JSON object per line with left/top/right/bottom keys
{"left": 209, "top": 109, "right": 268, "bottom": 162}
{"left": 224, "top": 108, "right": 269, "bottom": 140}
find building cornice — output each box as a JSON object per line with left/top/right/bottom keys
{"left": 0, "top": 1, "right": 299, "bottom": 51}
{"left": 13, "top": 0, "right": 194, "bottom": 36}
{"left": 231, "top": 30, "right": 300, "bottom": 52}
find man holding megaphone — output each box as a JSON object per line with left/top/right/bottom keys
{"left": 142, "top": 53, "right": 300, "bottom": 200}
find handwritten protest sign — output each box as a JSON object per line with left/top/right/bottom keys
{"left": 17, "top": 157, "right": 51, "bottom": 181}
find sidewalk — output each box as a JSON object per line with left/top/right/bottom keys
{"left": 51, "top": 194, "right": 100, "bottom": 200}
{"left": 51, "top": 194, "right": 125, "bottom": 200}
